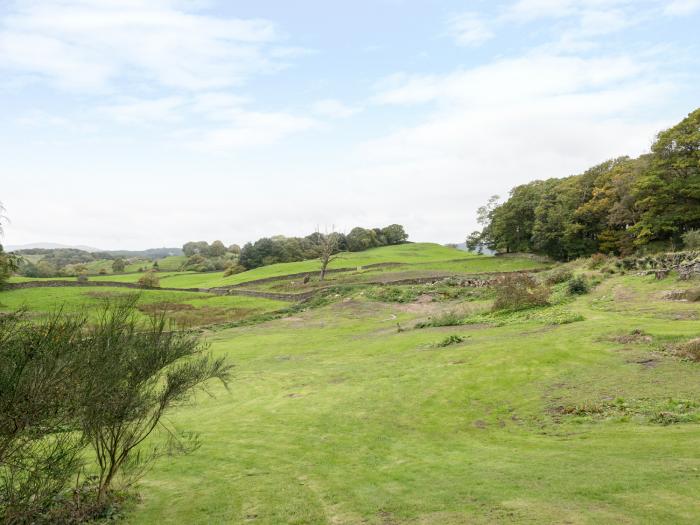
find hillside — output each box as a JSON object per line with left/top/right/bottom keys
{"left": 3, "top": 241, "right": 700, "bottom": 522}
{"left": 118, "top": 265, "right": 700, "bottom": 523}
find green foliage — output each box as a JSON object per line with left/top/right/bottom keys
{"left": 415, "top": 311, "right": 463, "bottom": 329}
{"left": 544, "top": 267, "right": 573, "bottom": 285}
{"left": 492, "top": 273, "right": 550, "bottom": 312}
{"left": 682, "top": 230, "right": 700, "bottom": 249}
{"left": 434, "top": 334, "right": 467, "bottom": 347}
{"left": 77, "top": 298, "right": 232, "bottom": 502}
{"left": 465, "top": 305, "right": 584, "bottom": 326}
{"left": 470, "top": 108, "right": 700, "bottom": 259}
{"left": 567, "top": 275, "right": 590, "bottom": 295}
{"left": 223, "top": 263, "right": 246, "bottom": 277}
{"left": 138, "top": 270, "right": 160, "bottom": 289}
{"left": 0, "top": 248, "right": 20, "bottom": 287}
{"left": 238, "top": 225, "right": 408, "bottom": 270}
{"left": 112, "top": 258, "right": 126, "bottom": 273}
{"left": 0, "top": 310, "right": 87, "bottom": 522}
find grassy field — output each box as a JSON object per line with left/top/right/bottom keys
{"left": 106, "top": 270, "right": 700, "bottom": 524}
{"left": 0, "top": 286, "right": 287, "bottom": 327}
{"left": 8, "top": 244, "right": 544, "bottom": 289}
{"left": 4, "top": 245, "right": 700, "bottom": 523}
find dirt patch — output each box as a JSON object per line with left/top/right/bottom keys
{"left": 605, "top": 329, "right": 653, "bottom": 344}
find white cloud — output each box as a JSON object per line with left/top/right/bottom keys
{"left": 96, "top": 96, "right": 187, "bottom": 123}
{"left": 446, "top": 12, "right": 493, "bottom": 47}
{"left": 311, "top": 99, "right": 360, "bottom": 118}
{"left": 0, "top": 0, "right": 286, "bottom": 91}
{"left": 365, "top": 51, "right": 672, "bottom": 238}
{"left": 189, "top": 110, "right": 318, "bottom": 151}
{"left": 664, "top": 0, "right": 700, "bottom": 15}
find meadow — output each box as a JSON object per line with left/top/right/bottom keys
{"left": 2, "top": 244, "right": 699, "bottom": 523}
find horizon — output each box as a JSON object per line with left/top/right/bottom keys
{"left": 2, "top": 0, "right": 699, "bottom": 249}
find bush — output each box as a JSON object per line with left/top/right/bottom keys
{"left": 544, "top": 268, "right": 572, "bottom": 285}
{"left": 675, "top": 338, "right": 700, "bottom": 362}
{"left": 492, "top": 273, "right": 549, "bottom": 312}
{"left": 77, "top": 273, "right": 89, "bottom": 283}
{"left": 434, "top": 334, "right": 466, "bottom": 347}
{"left": 415, "top": 311, "right": 463, "bottom": 329}
{"left": 138, "top": 271, "right": 160, "bottom": 288}
{"left": 587, "top": 253, "right": 608, "bottom": 269}
{"left": 682, "top": 230, "right": 700, "bottom": 249}
{"left": 223, "top": 264, "right": 246, "bottom": 277}
{"left": 99, "top": 268, "right": 107, "bottom": 275}
{"left": 684, "top": 288, "right": 700, "bottom": 302}
{"left": 567, "top": 275, "right": 589, "bottom": 295}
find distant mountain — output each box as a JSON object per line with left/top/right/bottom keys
{"left": 4, "top": 243, "right": 183, "bottom": 259}
{"left": 5, "top": 242, "right": 103, "bottom": 252}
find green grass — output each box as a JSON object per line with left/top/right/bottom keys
{"left": 4, "top": 256, "right": 700, "bottom": 522}
{"left": 7, "top": 244, "right": 544, "bottom": 291}
{"left": 111, "top": 271, "right": 700, "bottom": 524}
{"left": 0, "top": 287, "right": 287, "bottom": 327}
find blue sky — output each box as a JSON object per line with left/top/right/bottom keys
{"left": 1, "top": 0, "right": 699, "bottom": 249}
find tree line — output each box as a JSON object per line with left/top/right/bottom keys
{"left": 467, "top": 108, "right": 700, "bottom": 260}
{"left": 238, "top": 224, "right": 408, "bottom": 270}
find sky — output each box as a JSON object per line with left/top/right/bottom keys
{"left": 1, "top": 0, "right": 699, "bottom": 250}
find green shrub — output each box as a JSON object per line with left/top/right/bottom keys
{"left": 567, "top": 275, "right": 589, "bottom": 295}
{"left": 492, "top": 273, "right": 549, "bottom": 312}
{"left": 415, "top": 311, "right": 463, "bottom": 329}
{"left": 587, "top": 253, "right": 608, "bottom": 269}
{"left": 138, "top": 270, "right": 160, "bottom": 288}
{"left": 544, "top": 268, "right": 572, "bottom": 285}
{"left": 682, "top": 230, "right": 700, "bottom": 249}
{"left": 223, "top": 264, "right": 246, "bottom": 277}
{"left": 434, "top": 334, "right": 466, "bottom": 347}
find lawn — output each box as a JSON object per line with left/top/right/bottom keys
{"left": 115, "top": 271, "right": 700, "bottom": 524}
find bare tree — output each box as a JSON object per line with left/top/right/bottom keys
{"left": 315, "top": 228, "right": 341, "bottom": 281}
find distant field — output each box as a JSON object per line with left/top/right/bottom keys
{"left": 0, "top": 286, "right": 286, "bottom": 327}
{"left": 6, "top": 244, "right": 548, "bottom": 290}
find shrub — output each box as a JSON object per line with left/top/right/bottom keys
{"left": 138, "top": 270, "right": 160, "bottom": 288}
{"left": 567, "top": 275, "right": 589, "bottom": 295}
{"left": 675, "top": 338, "right": 700, "bottom": 362}
{"left": 99, "top": 268, "right": 107, "bottom": 275}
{"left": 77, "top": 273, "right": 89, "bottom": 283}
{"left": 77, "top": 298, "right": 232, "bottom": 503}
{"left": 415, "top": 311, "right": 463, "bottom": 329}
{"left": 0, "top": 311, "right": 87, "bottom": 523}
{"left": 434, "top": 334, "right": 466, "bottom": 347}
{"left": 684, "top": 288, "right": 700, "bottom": 302}
{"left": 492, "top": 273, "right": 549, "bottom": 312}
{"left": 587, "top": 253, "right": 608, "bottom": 269}
{"left": 223, "top": 264, "right": 246, "bottom": 277}
{"left": 544, "top": 268, "right": 572, "bottom": 285}
{"left": 682, "top": 230, "right": 700, "bottom": 249}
